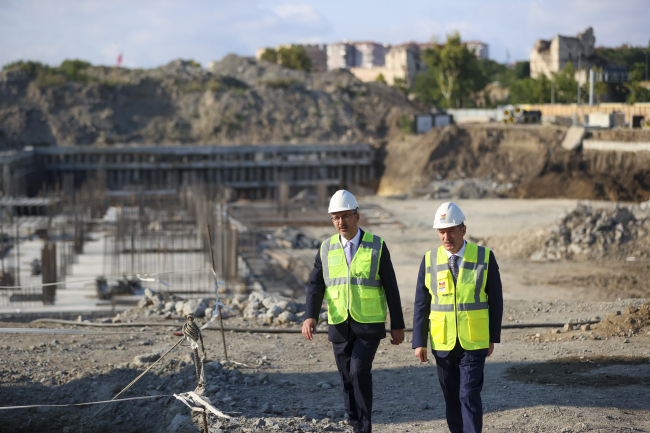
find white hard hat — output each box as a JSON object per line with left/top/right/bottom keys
{"left": 328, "top": 190, "right": 359, "bottom": 213}
{"left": 433, "top": 202, "right": 465, "bottom": 229}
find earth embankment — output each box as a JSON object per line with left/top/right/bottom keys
{"left": 0, "top": 56, "right": 421, "bottom": 148}
{"left": 378, "top": 124, "right": 650, "bottom": 202}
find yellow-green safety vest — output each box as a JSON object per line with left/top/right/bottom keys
{"left": 321, "top": 231, "right": 387, "bottom": 324}
{"left": 424, "top": 242, "right": 490, "bottom": 351}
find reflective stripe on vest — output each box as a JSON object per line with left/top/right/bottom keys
{"left": 321, "top": 232, "right": 386, "bottom": 324}
{"left": 424, "top": 243, "right": 490, "bottom": 351}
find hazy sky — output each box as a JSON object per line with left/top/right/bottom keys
{"left": 1, "top": 0, "right": 648, "bottom": 69}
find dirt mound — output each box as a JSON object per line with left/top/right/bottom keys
{"left": 530, "top": 204, "right": 649, "bottom": 261}
{"left": 593, "top": 302, "right": 650, "bottom": 337}
{"left": 0, "top": 55, "right": 418, "bottom": 148}
{"left": 378, "top": 124, "right": 650, "bottom": 202}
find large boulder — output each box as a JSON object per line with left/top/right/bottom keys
{"left": 276, "top": 311, "right": 297, "bottom": 324}
{"left": 266, "top": 305, "right": 283, "bottom": 318}
{"left": 182, "top": 299, "right": 207, "bottom": 317}
{"left": 273, "top": 300, "right": 296, "bottom": 313}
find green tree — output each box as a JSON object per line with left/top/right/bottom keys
{"left": 595, "top": 42, "right": 649, "bottom": 81}
{"left": 414, "top": 32, "right": 488, "bottom": 107}
{"left": 260, "top": 48, "right": 278, "bottom": 64}
{"left": 277, "top": 46, "right": 312, "bottom": 72}
{"left": 514, "top": 61, "right": 530, "bottom": 79}
{"left": 58, "top": 59, "right": 91, "bottom": 81}
{"left": 508, "top": 75, "right": 551, "bottom": 104}
{"left": 2, "top": 60, "right": 50, "bottom": 76}
{"left": 413, "top": 71, "right": 442, "bottom": 105}
{"left": 392, "top": 77, "right": 409, "bottom": 96}
{"left": 552, "top": 62, "right": 578, "bottom": 103}
{"left": 375, "top": 73, "right": 387, "bottom": 83}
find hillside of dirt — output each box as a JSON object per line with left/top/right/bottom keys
{"left": 378, "top": 123, "right": 650, "bottom": 202}
{"left": 0, "top": 56, "right": 419, "bottom": 148}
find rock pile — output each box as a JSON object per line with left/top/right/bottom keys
{"left": 113, "top": 288, "right": 245, "bottom": 322}
{"left": 530, "top": 204, "right": 646, "bottom": 261}
{"left": 242, "top": 291, "right": 304, "bottom": 325}
{"left": 112, "top": 288, "right": 305, "bottom": 326}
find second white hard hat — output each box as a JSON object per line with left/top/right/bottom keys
{"left": 328, "top": 190, "right": 359, "bottom": 213}
{"left": 433, "top": 202, "right": 466, "bottom": 229}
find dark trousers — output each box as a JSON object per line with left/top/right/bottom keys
{"left": 434, "top": 345, "right": 487, "bottom": 433}
{"left": 332, "top": 329, "right": 381, "bottom": 433}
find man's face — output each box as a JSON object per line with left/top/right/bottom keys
{"left": 437, "top": 224, "right": 466, "bottom": 253}
{"left": 331, "top": 210, "right": 360, "bottom": 240}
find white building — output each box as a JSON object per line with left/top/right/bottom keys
{"left": 465, "top": 41, "right": 489, "bottom": 60}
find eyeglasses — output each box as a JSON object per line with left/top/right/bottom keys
{"left": 331, "top": 212, "right": 357, "bottom": 223}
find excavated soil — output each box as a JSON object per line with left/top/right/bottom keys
{"left": 593, "top": 302, "right": 650, "bottom": 337}
{"left": 378, "top": 124, "right": 650, "bottom": 202}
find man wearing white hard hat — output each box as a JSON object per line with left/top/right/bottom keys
{"left": 303, "top": 190, "right": 405, "bottom": 433}
{"left": 412, "top": 202, "right": 503, "bottom": 433}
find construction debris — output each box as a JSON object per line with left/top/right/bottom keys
{"left": 271, "top": 227, "right": 320, "bottom": 250}
{"left": 242, "top": 292, "right": 304, "bottom": 325}
{"left": 530, "top": 204, "right": 648, "bottom": 261}
{"left": 109, "top": 288, "right": 305, "bottom": 328}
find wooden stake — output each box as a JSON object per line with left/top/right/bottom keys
{"left": 206, "top": 224, "right": 229, "bottom": 362}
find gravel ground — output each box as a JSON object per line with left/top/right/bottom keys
{"left": 1, "top": 298, "right": 650, "bottom": 433}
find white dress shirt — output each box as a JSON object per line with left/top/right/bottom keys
{"left": 340, "top": 229, "right": 361, "bottom": 262}
{"left": 445, "top": 240, "right": 466, "bottom": 261}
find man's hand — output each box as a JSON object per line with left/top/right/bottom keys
{"left": 487, "top": 342, "right": 494, "bottom": 357}
{"left": 414, "top": 347, "right": 428, "bottom": 362}
{"left": 302, "top": 318, "right": 317, "bottom": 341}
{"left": 390, "top": 329, "right": 404, "bottom": 345}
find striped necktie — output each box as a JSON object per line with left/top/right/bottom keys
{"left": 449, "top": 254, "right": 459, "bottom": 284}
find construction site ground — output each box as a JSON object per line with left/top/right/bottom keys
{"left": 1, "top": 197, "right": 650, "bottom": 432}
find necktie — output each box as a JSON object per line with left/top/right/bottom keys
{"left": 449, "top": 255, "right": 459, "bottom": 284}
{"left": 344, "top": 241, "right": 353, "bottom": 266}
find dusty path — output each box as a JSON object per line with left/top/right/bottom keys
{"left": 1, "top": 297, "right": 649, "bottom": 433}
{"left": 2, "top": 197, "right": 650, "bottom": 432}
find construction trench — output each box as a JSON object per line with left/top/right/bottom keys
{"left": 0, "top": 125, "right": 650, "bottom": 432}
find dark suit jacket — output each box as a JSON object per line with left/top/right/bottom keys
{"left": 305, "top": 228, "right": 406, "bottom": 343}
{"left": 412, "top": 247, "right": 503, "bottom": 358}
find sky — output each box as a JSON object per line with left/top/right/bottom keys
{"left": 0, "top": 0, "right": 648, "bottom": 69}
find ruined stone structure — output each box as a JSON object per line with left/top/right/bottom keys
{"left": 531, "top": 27, "right": 596, "bottom": 83}
{"left": 0, "top": 144, "right": 375, "bottom": 199}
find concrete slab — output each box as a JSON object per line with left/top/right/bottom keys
{"left": 561, "top": 126, "right": 585, "bottom": 150}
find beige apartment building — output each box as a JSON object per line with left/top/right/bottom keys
{"left": 349, "top": 44, "right": 426, "bottom": 86}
